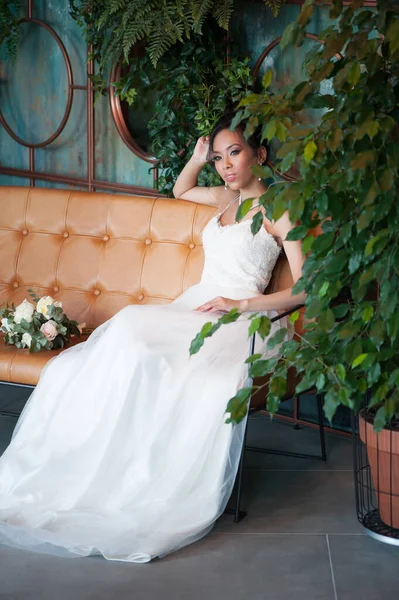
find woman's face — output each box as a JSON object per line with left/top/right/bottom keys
{"left": 210, "top": 128, "right": 263, "bottom": 191}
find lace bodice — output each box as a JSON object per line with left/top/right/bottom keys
{"left": 200, "top": 202, "right": 281, "bottom": 294}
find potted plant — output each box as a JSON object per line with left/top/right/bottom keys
{"left": 191, "top": 0, "right": 399, "bottom": 533}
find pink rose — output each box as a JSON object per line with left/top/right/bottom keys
{"left": 40, "top": 320, "right": 58, "bottom": 341}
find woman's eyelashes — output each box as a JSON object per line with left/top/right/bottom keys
{"left": 212, "top": 149, "right": 240, "bottom": 162}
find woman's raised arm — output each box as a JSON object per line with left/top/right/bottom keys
{"left": 173, "top": 136, "right": 220, "bottom": 206}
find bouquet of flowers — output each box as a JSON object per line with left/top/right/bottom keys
{"left": 0, "top": 290, "right": 82, "bottom": 353}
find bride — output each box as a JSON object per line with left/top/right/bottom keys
{"left": 0, "top": 113, "right": 305, "bottom": 563}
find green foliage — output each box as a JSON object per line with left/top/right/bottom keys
{"left": 67, "top": 0, "right": 287, "bottom": 195}
{"left": 224, "top": 0, "right": 399, "bottom": 431}
{"left": 69, "top": 0, "right": 285, "bottom": 72}
{"left": 147, "top": 32, "right": 253, "bottom": 194}
{"left": 189, "top": 0, "right": 399, "bottom": 431}
{"left": 0, "top": 0, "right": 20, "bottom": 60}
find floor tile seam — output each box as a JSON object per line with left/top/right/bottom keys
{"left": 243, "top": 468, "right": 353, "bottom": 472}
{"left": 211, "top": 532, "right": 367, "bottom": 536}
{"left": 326, "top": 534, "right": 339, "bottom": 600}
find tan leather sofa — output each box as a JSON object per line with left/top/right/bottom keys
{"left": 0, "top": 186, "right": 295, "bottom": 399}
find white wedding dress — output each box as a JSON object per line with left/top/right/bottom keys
{"left": 0, "top": 201, "right": 285, "bottom": 563}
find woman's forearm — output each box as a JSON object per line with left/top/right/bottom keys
{"left": 239, "top": 288, "right": 306, "bottom": 312}
{"left": 173, "top": 157, "right": 206, "bottom": 198}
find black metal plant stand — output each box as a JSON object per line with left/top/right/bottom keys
{"left": 352, "top": 397, "right": 399, "bottom": 547}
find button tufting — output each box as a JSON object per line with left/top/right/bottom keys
{"left": 189, "top": 242, "right": 195, "bottom": 249}
{"left": 145, "top": 238, "right": 152, "bottom": 245}
{"left": 22, "top": 229, "right": 28, "bottom": 236}
{"left": 93, "top": 289, "right": 101, "bottom": 296}
{"left": 63, "top": 232, "right": 69, "bottom": 238}
{"left": 138, "top": 294, "right": 144, "bottom": 301}
{"left": 103, "top": 234, "right": 110, "bottom": 242}
{"left": 13, "top": 281, "right": 19, "bottom": 288}
{"left": 53, "top": 286, "right": 59, "bottom": 293}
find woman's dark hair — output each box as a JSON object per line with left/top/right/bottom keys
{"left": 207, "top": 112, "right": 269, "bottom": 162}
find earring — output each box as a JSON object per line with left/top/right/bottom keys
{"left": 224, "top": 183, "right": 228, "bottom": 190}
{"left": 258, "top": 161, "right": 262, "bottom": 181}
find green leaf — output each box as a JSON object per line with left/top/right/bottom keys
{"left": 248, "top": 317, "right": 261, "bottom": 337}
{"left": 352, "top": 353, "right": 368, "bottom": 368}
{"left": 281, "top": 23, "right": 295, "bottom": 48}
{"left": 302, "top": 234, "right": 314, "bottom": 254}
{"left": 336, "top": 364, "right": 346, "bottom": 382}
{"left": 379, "top": 169, "right": 394, "bottom": 192}
{"left": 350, "top": 150, "right": 376, "bottom": 170}
{"left": 286, "top": 225, "right": 308, "bottom": 241}
{"left": 297, "top": 3, "right": 314, "bottom": 27}
{"left": 318, "top": 282, "right": 330, "bottom": 298}
{"left": 324, "top": 388, "right": 339, "bottom": 422}
{"left": 267, "top": 327, "right": 288, "bottom": 350}
{"left": 236, "top": 198, "right": 255, "bottom": 221}
{"left": 270, "top": 376, "right": 287, "bottom": 398}
{"left": 337, "top": 387, "right": 353, "bottom": 408}
{"left": 316, "top": 373, "right": 326, "bottom": 391}
{"left": 362, "top": 306, "right": 374, "bottom": 323}
{"left": 364, "top": 229, "right": 389, "bottom": 257}
{"left": 304, "top": 141, "right": 317, "bottom": 163}
{"left": 347, "top": 62, "right": 361, "bottom": 87}
{"left": 262, "top": 69, "right": 273, "bottom": 89}
{"left": 251, "top": 211, "right": 264, "bottom": 236}
{"left": 245, "top": 353, "right": 262, "bottom": 364}
{"left": 373, "top": 406, "right": 386, "bottom": 433}
{"left": 264, "top": 120, "right": 277, "bottom": 141}
{"left": 326, "top": 128, "right": 343, "bottom": 152}
{"left": 276, "top": 121, "right": 287, "bottom": 142}
{"left": 251, "top": 164, "right": 274, "bottom": 180}
{"left": 319, "top": 308, "right": 335, "bottom": 331}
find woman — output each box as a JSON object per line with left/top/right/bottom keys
{"left": 0, "top": 114, "right": 305, "bottom": 563}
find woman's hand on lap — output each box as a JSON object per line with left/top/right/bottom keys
{"left": 195, "top": 296, "right": 246, "bottom": 313}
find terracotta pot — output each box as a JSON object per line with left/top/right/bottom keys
{"left": 359, "top": 411, "right": 399, "bottom": 529}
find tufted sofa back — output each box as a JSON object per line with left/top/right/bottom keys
{"left": 0, "top": 187, "right": 219, "bottom": 328}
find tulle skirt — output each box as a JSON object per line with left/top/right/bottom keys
{"left": 0, "top": 283, "right": 285, "bottom": 562}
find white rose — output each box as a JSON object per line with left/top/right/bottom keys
{"left": 1, "top": 317, "right": 13, "bottom": 333}
{"left": 14, "top": 299, "right": 35, "bottom": 324}
{"left": 21, "top": 332, "right": 32, "bottom": 348}
{"left": 36, "top": 296, "right": 63, "bottom": 320}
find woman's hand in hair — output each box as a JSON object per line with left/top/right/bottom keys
{"left": 192, "top": 136, "right": 210, "bottom": 165}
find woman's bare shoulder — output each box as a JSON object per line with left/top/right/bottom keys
{"left": 175, "top": 185, "right": 237, "bottom": 209}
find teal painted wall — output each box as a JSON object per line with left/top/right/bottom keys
{"left": 0, "top": 1, "right": 332, "bottom": 193}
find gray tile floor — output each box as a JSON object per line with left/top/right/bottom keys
{"left": 0, "top": 413, "right": 398, "bottom": 600}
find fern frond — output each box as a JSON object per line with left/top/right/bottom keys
{"left": 190, "top": 0, "right": 213, "bottom": 32}
{"left": 109, "top": 0, "right": 127, "bottom": 15}
{"left": 212, "top": 0, "right": 235, "bottom": 31}
{"left": 264, "top": 0, "right": 283, "bottom": 18}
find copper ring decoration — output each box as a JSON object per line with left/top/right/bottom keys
{"left": 252, "top": 33, "right": 342, "bottom": 182}
{"left": 109, "top": 60, "right": 157, "bottom": 165}
{"left": 0, "top": 18, "right": 73, "bottom": 149}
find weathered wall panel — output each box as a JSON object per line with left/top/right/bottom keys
{"left": 0, "top": 1, "right": 334, "bottom": 193}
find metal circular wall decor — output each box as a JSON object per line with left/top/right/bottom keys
{"left": 0, "top": 18, "right": 74, "bottom": 149}
{"left": 252, "top": 33, "right": 342, "bottom": 182}
{"left": 109, "top": 60, "right": 157, "bottom": 165}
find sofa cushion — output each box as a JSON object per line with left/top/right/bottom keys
{"left": 0, "top": 334, "right": 89, "bottom": 386}
{"left": 0, "top": 187, "right": 216, "bottom": 329}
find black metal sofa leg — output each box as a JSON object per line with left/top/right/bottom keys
{"left": 224, "top": 417, "right": 249, "bottom": 523}
{"left": 317, "top": 393, "right": 327, "bottom": 461}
